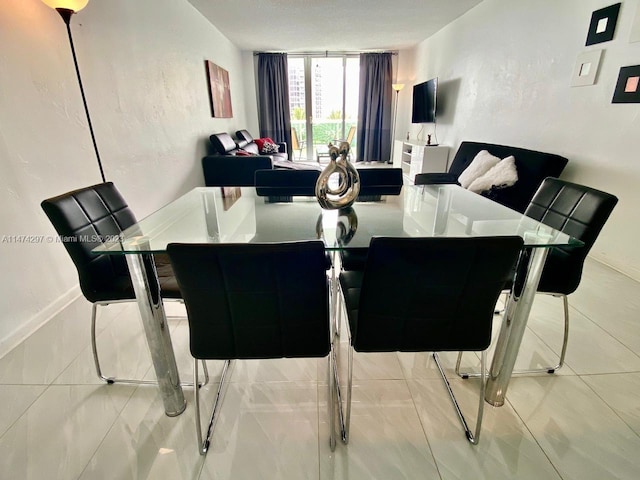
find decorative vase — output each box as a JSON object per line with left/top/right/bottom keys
{"left": 314, "top": 206, "right": 358, "bottom": 246}
{"left": 315, "top": 141, "right": 360, "bottom": 210}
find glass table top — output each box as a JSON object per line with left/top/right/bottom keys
{"left": 93, "top": 185, "right": 583, "bottom": 255}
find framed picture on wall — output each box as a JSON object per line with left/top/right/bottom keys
{"left": 205, "top": 60, "right": 233, "bottom": 118}
{"left": 221, "top": 187, "right": 242, "bottom": 210}
{"left": 570, "top": 50, "right": 603, "bottom": 87}
{"left": 585, "top": 3, "right": 621, "bottom": 45}
{"left": 612, "top": 65, "right": 640, "bottom": 103}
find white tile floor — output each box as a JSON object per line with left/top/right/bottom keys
{"left": 1, "top": 257, "right": 639, "bottom": 479}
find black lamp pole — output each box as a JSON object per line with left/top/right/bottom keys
{"left": 390, "top": 89, "right": 400, "bottom": 163}
{"left": 56, "top": 8, "right": 105, "bottom": 182}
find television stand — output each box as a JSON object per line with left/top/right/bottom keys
{"left": 394, "top": 140, "right": 449, "bottom": 184}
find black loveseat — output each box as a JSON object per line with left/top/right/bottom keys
{"left": 415, "top": 141, "right": 569, "bottom": 213}
{"left": 202, "top": 131, "right": 321, "bottom": 186}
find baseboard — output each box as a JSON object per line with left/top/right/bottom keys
{"left": 0, "top": 286, "right": 82, "bottom": 360}
{"left": 589, "top": 253, "right": 640, "bottom": 284}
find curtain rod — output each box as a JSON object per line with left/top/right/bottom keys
{"left": 253, "top": 50, "right": 398, "bottom": 56}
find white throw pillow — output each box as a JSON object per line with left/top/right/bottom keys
{"left": 467, "top": 156, "right": 518, "bottom": 193}
{"left": 457, "top": 150, "right": 501, "bottom": 188}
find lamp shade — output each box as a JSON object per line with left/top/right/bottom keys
{"left": 41, "top": 0, "right": 89, "bottom": 12}
{"left": 392, "top": 83, "right": 405, "bottom": 92}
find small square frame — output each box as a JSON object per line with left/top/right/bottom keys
{"left": 586, "top": 3, "right": 621, "bottom": 46}
{"left": 612, "top": 65, "right": 640, "bottom": 103}
{"left": 570, "top": 50, "right": 603, "bottom": 87}
{"left": 630, "top": 3, "right": 640, "bottom": 43}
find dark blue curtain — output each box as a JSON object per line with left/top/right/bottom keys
{"left": 257, "top": 53, "right": 293, "bottom": 158}
{"left": 357, "top": 53, "right": 393, "bottom": 162}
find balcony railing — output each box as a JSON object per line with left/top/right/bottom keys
{"left": 291, "top": 119, "right": 357, "bottom": 162}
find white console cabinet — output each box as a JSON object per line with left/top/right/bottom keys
{"left": 393, "top": 140, "right": 449, "bottom": 185}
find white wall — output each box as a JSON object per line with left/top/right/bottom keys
{"left": 396, "top": 0, "right": 640, "bottom": 281}
{"left": 0, "top": 0, "right": 257, "bottom": 354}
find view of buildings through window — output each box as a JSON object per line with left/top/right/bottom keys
{"left": 288, "top": 56, "right": 359, "bottom": 161}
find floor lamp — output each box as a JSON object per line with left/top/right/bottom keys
{"left": 390, "top": 83, "right": 405, "bottom": 164}
{"left": 41, "top": 0, "right": 105, "bottom": 182}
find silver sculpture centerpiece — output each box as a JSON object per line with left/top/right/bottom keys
{"left": 315, "top": 141, "right": 360, "bottom": 209}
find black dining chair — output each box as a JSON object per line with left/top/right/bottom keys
{"left": 41, "top": 182, "right": 208, "bottom": 386}
{"left": 339, "top": 168, "right": 404, "bottom": 271}
{"left": 336, "top": 236, "right": 523, "bottom": 445}
{"left": 356, "top": 167, "right": 404, "bottom": 200}
{"left": 167, "top": 240, "right": 336, "bottom": 455}
{"left": 459, "top": 177, "right": 618, "bottom": 377}
{"left": 254, "top": 168, "right": 320, "bottom": 199}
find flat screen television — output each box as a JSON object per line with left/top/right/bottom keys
{"left": 411, "top": 77, "right": 438, "bottom": 123}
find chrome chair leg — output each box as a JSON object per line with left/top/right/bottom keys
{"left": 335, "top": 283, "right": 343, "bottom": 339}
{"left": 457, "top": 293, "right": 569, "bottom": 379}
{"left": 195, "top": 359, "right": 233, "bottom": 455}
{"left": 333, "top": 321, "right": 353, "bottom": 444}
{"left": 494, "top": 291, "right": 509, "bottom": 315}
{"left": 328, "top": 346, "right": 336, "bottom": 451}
{"left": 330, "top": 253, "right": 341, "bottom": 338}
{"left": 345, "top": 339, "right": 353, "bottom": 443}
{"left": 556, "top": 294, "right": 570, "bottom": 370}
{"left": 91, "top": 301, "right": 209, "bottom": 387}
{"left": 433, "top": 352, "right": 485, "bottom": 445}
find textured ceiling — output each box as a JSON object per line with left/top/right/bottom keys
{"left": 187, "top": 0, "right": 483, "bottom": 52}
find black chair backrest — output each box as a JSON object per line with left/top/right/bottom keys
{"left": 202, "top": 156, "right": 273, "bottom": 186}
{"left": 525, "top": 177, "right": 618, "bottom": 295}
{"left": 449, "top": 142, "right": 568, "bottom": 213}
{"left": 357, "top": 168, "right": 403, "bottom": 196}
{"left": 167, "top": 241, "right": 331, "bottom": 360}
{"left": 255, "top": 169, "right": 320, "bottom": 196}
{"left": 41, "top": 182, "right": 139, "bottom": 303}
{"left": 353, "top": 236, "right": 523, "bottom": 353}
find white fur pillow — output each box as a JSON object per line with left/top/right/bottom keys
{"left": 457, "top": 150, "right": 501, "bottom": 188}
{"left": 467, "top": 156, "right": 518, "bottom": 193}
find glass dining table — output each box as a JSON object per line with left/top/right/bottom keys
{"left": 94, "top": 184, "right": 582, "bottom": 416}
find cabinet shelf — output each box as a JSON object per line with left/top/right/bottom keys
{"left": 392, "top": 141, "right": 449, "bottom": 184}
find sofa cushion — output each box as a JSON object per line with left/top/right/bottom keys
{"left": 243, "top": 142, "right": 260, "bottom": 155}
{"left": 210, "top": 132, "right": 237, "bottom": 154}
{"left": 457, "top": 150, "right": 501, "bottom": 188}
{"left": 236, "top": 129, "right": 254, "bottom": 144}
{"left": 467, "top": 156, "right": 518, "bottom": 193}
{"left": 235, "top": 139, "right": 250, "bottom": 149}
{"left": 273, "top": 159, "right": 322, "bottom": 171}
{"left": 261, "top": 141, "right": 280, "bottom": 154}
{"left": 255, "top": 137, "right": 277, "bottom": 153}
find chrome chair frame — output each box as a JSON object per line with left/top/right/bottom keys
{"left": 194, "top": 359, "right": 233, "bottom": 455}
{"left": 332, "top": 295, "right": 487, "bottom": 445}
{"left": 457, "top": 292, "right": 569, "bottom": 378}
{"left": 168, "top": 241, "right": 336, "bottom": 456}
{"left": 332, "top": 236, "right": 522, "bottom": 446}
{"left": 193, "top": 353, "right": 336, "bottom": 455}
{"left": 91, "top": 299, "right": 209, "bottom": 387}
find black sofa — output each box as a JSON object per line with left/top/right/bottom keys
{"left": 415, "top": 141, "right": 569, "bottom": 213}
{"left": 202, "top": 131, "right": 321, "bottom": 186}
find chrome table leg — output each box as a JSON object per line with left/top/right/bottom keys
{"left": 126, "top": 251, "right": 186, "bottom": 416}
{"left": 485, "top": 247, "right": 549, "bottom": 406}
